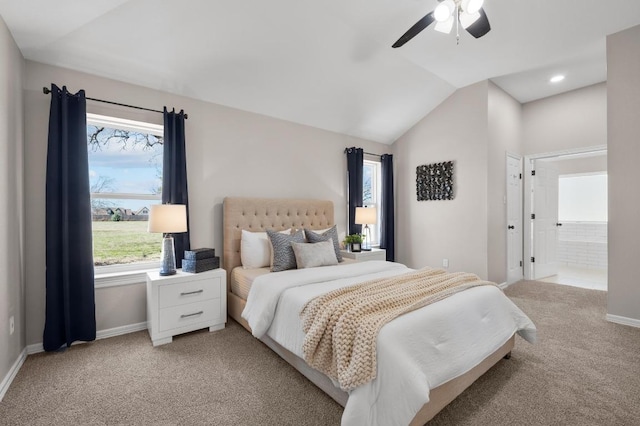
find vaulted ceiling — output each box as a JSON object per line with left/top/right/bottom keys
{"left": 2, "top": 0, "right": 640, "bottom": 144}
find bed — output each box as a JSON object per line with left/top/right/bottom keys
{"left": 223, "top": 197, "right": 536, "bottom": 425}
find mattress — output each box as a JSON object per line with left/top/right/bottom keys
{"left": 231, "top": 258, "right": 357, "bottom": 300}
{"left": 230, "top": 266, "right": 270, "bottom": 300}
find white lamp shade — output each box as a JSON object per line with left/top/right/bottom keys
{"left": 461, "top": 0, "right": 484, "bottom": 14}
{"left": 460, "top": 10, "right": 481, "bottom": 29}
{"left": 355, "top": 207, "right": 377, "bottom": 225}
{"left": 148, "top": 204, "right": 187, "bottom": 233}
{"left": 434, "top": 0, "right": 455, "bottom": 22}
{"left": 434, "top": 16, "right": 455, "bottom": 34}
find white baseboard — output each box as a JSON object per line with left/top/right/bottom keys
{"left": 27, "top": 321, "right": 148, "bottom": 355}
{"left": 606, "top": 314, "right": 640, "bottom": 328}
{"left": 96, "top": 321, "right": 148, "bottom": 340}
{"left": 0, "top": 348, "right": 27, "bottom": 402}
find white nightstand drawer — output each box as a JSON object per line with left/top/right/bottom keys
{"left": 158, "top": 276, "right": 221, "bottom": 309}
{"left": 147, "top": 268, "right": 227, "bottom": 346}
{"left": 158, "top": 300, "right": 221, "bottom": 332}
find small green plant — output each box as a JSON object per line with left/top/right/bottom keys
{"left": 111, "top": 212, "right": 122, "bottom": 222}
{"left": 343, "top": 234, "right": 363, "bottom": 245}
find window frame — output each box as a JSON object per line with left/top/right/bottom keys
{"left": 87, "top": 113, "right": 164, "bottom": 277}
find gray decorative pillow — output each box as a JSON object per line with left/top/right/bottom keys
{"left": 305, "top": 226, "right": 343, "bottom": 262}
{"left": 291, "top": 241, "right": 338, "bottom": 269}
{"left": 267, "top": 229, "right": 305, "bottom": 272}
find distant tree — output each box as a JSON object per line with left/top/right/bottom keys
{"left": 90, "top": 175, "right": 116, "bottom": 211}
{"left": 111, "top": 212, "right": 122, "bottom": 222}
{"left": 87, "top": 126, "right": 163, "bottom": 152}
{"left": 150, "top": 184, "right": 162, "bottom": 195}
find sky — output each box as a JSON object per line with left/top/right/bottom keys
{"left": 88, "top": 126, "right": 163, "bottom": 211}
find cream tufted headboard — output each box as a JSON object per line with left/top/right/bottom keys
{"left": 222, "top": 197, "right": 335, "bottom": 290}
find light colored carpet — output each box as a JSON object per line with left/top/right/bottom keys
{"left": 1, "top": 281, "right": 639, "bottom": 425}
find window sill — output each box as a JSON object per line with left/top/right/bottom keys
{"left": 94, "top": 267, "right": 157, "bottom": 289}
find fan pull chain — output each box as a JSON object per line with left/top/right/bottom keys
{"left": 456, "top": 4, "right": 460, "bottom": 45}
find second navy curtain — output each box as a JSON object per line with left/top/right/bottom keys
{"left": 346, "top": 147, "right": 363, "bottom": 235}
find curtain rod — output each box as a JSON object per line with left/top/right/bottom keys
{"left": 42, "top": 87, "right": 188, "bottom": 119}
{"left": 344, "top": 148, "right": 384, "bottom": 158}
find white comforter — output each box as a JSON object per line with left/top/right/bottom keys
{"left": 242, "top": 261, "right": 536, "bottom": 426}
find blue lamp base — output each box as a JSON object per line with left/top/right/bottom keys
{"left": 159, "top": 235, "right": 177, "bottom": 276}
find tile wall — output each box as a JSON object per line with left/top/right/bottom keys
{"left": 557, "top": 222, "right": 607, "bottom": 269}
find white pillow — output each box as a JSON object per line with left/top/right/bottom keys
{"left": 241, "top": 229, "right": 290, "bottom": 269}
{"left": 291, "top": 240, "right": 339, "bottom": 269}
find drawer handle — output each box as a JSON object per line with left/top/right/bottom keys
{"left": 180, "top": 289, "right": 204, "bottom": 296}
{"left": 180, "top": 311, "right": 204, "bottom": 319}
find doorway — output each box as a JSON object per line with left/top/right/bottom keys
{"left": 523, "top": 146, "right": 608, "bottom": 291}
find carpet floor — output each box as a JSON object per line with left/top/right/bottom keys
{"left": 1, "top": 280, "right": 639, "bottom": 425}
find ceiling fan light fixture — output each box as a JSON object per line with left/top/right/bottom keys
{"left": 434, "top": 0, "right": 455, "bottom": 22}
{"left": 461, "top": 0, "right": 484, "bottom": 14}
{"left": 460, "top": 11, "right": 481, "bottom": 29}
{"left": 434, "top": 16, "right": 455, "bottom": 34}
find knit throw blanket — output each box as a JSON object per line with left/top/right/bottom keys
{"left": 300, "top": 267, "right": 498, "bottom": 391}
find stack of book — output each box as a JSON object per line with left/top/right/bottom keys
{"left": 182, "top": 248, "right": 219, "bottom": 273}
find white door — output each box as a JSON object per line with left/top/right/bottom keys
{"left": 533, "top": 159, "right": 560, "bottom": 279}
{"left": 506, "top": 155, "right": 523, "bottom": 284}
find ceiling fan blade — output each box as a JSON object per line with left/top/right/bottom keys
{"left": 392, "top": 12, "right": 435, "bottom": 48}
{"left": 464, "top": 7, "right": 491, "bottom": 38}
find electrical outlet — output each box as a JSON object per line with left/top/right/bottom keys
{"left": 9, "top": 316, "right": 14, "bottom": 335}
{"left": 443, "top": 259, "right": 449, "bottom": 268}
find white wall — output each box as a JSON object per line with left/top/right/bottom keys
{"left": 488, "top": 82, "right": 523, "bottom": 283}
{"left": 0, "top": 15, "right": 25, "bottom": 386}
{"left": 556, "top": 154, "right": 607, "bottom": 175}
{"left": 393, "top": 81, "right": 489, "bottom": 278}
{"left": 607, "top": 24, "right": 640, "bottom": 322}
{"left": 392, "top": 81, "right": 522, "bottom": 283}
{"left": 23, "top": 61, "right": 388, "bottom": 345}
{"left": 523, "top": 83, "right": 607, "bottom": 155}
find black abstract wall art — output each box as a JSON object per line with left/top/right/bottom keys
{"left": 416, "top": 161, "right": 454, "bottom": 201}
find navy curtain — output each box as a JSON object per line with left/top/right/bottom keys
{"left": 44, "top": 84, "right": 96, "bottom": 352}
{"left": 345, "top": 147, "right": 364, "bottom": 235}
{"left": 163, "top": 108, "right": 191, "bottom": 268}
{"left": 380, "top": 154, "right": 395, "bottom": 261}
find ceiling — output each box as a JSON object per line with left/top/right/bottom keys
{"left": 1, "top": 0, "right": 640, "bottom": 144}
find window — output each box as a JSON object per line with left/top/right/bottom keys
{"left": 363, "top": 159, "right": 382, "bottom": 245}
{"left": 558, "top": 173, "right": 608, "bottom": 222}
{"left": 87, "top": 113, "right": 164, "bottom": 270}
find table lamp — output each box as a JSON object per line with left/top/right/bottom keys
{"left": 148, "top": 204, "right": 187, "bottom": 276}
{"left": 355, "top": 207, "right": 377, "bottom": 251}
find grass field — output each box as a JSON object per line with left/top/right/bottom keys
{"left": 92, "top": 220, "right": 162, "bottom": 266}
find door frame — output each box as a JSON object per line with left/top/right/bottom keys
{"left": 523, "top": 145, "right": 607, "bottom": 280}
{"left": 505, "top": 152, "right": 523, "bottom": 284}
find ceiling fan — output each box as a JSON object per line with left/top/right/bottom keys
{"left": 392, "top": 0, "right": 491, "bottom": 48}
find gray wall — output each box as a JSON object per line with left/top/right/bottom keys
{"left": 523, "top": 83, "right": 607, "bottom": 155}
{"left": 392, "top": 81, "right": 523, "bottom": 284}
{"left": 0, "top": 16, "right": 25, "bottom": 383}
{"left": 556, "top": 154, "right": 607, "bottom": 175}
{"left": 488, "top": 82, "right": 523, "bottom": 283}
{"left": 23, "top": 61, "right": 388, "bottom": 345}
{"left": 393, "top": 81, "right": 490, "bottom": 279}
{"left": 607, "top": 24, "right": 640, "bottom": 322}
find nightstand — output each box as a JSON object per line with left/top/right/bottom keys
{"left": 340, "top": 247, "right": 387, "bottom": 262}
{"left": 146, "top": 268, "right": 227, "bottom": 346}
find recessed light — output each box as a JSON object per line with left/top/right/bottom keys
{"left": 550, "top": 75, "right": 565, "bottom": 83}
